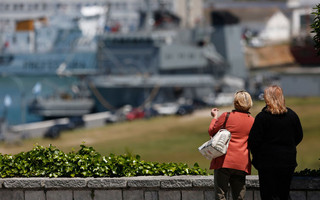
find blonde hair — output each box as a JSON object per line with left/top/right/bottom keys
{"left": 264, "top": 85, "right": 287, "bottom": 114}
{"left": 234, "top": 90, "right": 253, "bottom": 112}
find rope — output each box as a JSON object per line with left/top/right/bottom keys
{"left": 88, "top": 79, "right": 161, "bottom": 111}
{"left": 138, "top": 84, "right": 160, "bottom": 109}
{"left": 87, "top": 81, "right": 116, "bottom": 111}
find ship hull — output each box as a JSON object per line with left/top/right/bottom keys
{"left": 89, "top": 75, "right": 219, "bottom": 111}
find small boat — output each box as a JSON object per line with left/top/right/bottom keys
{"left": 28, "top": 96, "right": 94, "bottom": 118}
{"left": 28, "top": 83, "right": 95, "bottom": 118}
{"left": 290, "top": 38, "right": 320, "bottom": 66}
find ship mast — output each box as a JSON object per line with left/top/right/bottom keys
{"left": 143, "top": 0, "right": 153, "bottom": 32}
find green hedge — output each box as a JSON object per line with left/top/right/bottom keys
{"left": 0, "top": 144, "right": 318, "bottom": 178}
{"left": 294, "top": 161, "right": 320, "bottom": 177}
{"left": 0, "top": 144, "right": 207, "bottom": 178}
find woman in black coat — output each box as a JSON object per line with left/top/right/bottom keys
{"left": 248, "top": 85, "right": 303, "bottom": 200}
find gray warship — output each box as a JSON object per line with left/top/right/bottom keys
{"left": 89, "top": 7, "right": 248, "bottom": 112}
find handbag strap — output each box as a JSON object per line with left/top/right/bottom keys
{"left": 222, "top": 112, "right": 230, "bottom": 129}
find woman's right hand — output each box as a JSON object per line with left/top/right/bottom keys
{"left": 211, "top": 108, "right": 219, "bottom": 119}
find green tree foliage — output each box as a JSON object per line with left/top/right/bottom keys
{"left": 0, "top": 144, "right": 207, "bottom": 178}
{"left": 312, "top": 4, "right": 320, "bottom": 55}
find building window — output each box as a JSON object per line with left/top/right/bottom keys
{"left": 28, "top": 4, "right": 33, "bottom": 11}
{"left": 12, "top": 35, "right": 17, "bottom": 44}
{"left": 121, "top": 2, "right": 127, "bottom": 10}
{"left": 5, "top": 4, "right": 10, "bottom": 10}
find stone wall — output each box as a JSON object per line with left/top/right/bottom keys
{"left": 0, "top": 175, "right": 319, "bottom": 200}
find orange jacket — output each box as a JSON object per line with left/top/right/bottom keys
{"left": 208, "top": 111, "right": 254, "bottom": 174}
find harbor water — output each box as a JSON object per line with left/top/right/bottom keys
{"left": 0, "top": 75, "right": 78, "bottom": 125}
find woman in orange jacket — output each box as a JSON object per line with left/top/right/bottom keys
{"left": 208, "top": 91, "right": 254, "bottom": 200}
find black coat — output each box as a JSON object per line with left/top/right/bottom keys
{"left": 248, "top": 107, "right": 303, "bottom": 170}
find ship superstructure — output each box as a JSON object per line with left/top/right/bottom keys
{"left": 0, "top": 3, "right": 108, "bottom": 75}
{"left": 90, "top": 6, "right": 246, "bottom": 111}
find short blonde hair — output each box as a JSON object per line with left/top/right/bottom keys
{"left": 234, "top": 90, "right": 253, "bottom": 112}
{"left": 264, "top": 85, "right": 287, "bottom": 114}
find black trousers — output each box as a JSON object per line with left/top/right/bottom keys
{"left": 258, "top": 167, "right": 295, "bottom": 200}
{"left": 214, "top": 168, "right": 247, "bottom": 200}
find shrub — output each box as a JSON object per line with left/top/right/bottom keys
{"left": 1, "top": 144, "right": 318, "bottom": 178}
{"left": 0, "top": 144, "right": 207, "bottom": 178}
{"left": 294, "top": 158, "right": 320, "bottom": 177}
{"left": 294, "top": 168, "right": 320, "bottom": 177}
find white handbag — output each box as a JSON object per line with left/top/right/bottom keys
{"left": 198, "top": 112, "right": 231, "bottom": 160}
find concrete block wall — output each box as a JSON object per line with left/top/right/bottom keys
{"left": 0, "top": 176, "right": 319, "bottom": 200}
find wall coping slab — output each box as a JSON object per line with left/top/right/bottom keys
{"left": 0, "top": 176, "right": 319, "bottom": 190}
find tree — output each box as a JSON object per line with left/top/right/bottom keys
{"left": 311, "top": 4, "right": 320, "bottom": 55}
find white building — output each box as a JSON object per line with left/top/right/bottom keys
{"left": 0, "top": 0, "right": 204, "bottom": 34}
{"left": 259, "top": 10, "right": 290, "bottom": 43}
{"left": 287, "top": 0, "right": 318, "bottom": 39}
{"left": 206, "top": 7, "right": 291, "bottom": 45}
{"left": 99, "top": 0, "right": 204, "bottom": 31}
{"left": 287, "top": 0, "right": 319, "bottom": 8}
{"left": 171, "top": 0, "right": 204, "bottom": 28}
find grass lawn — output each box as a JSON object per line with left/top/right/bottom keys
{"left": 0, "top": 97, "right": 319, "bottom": 174}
